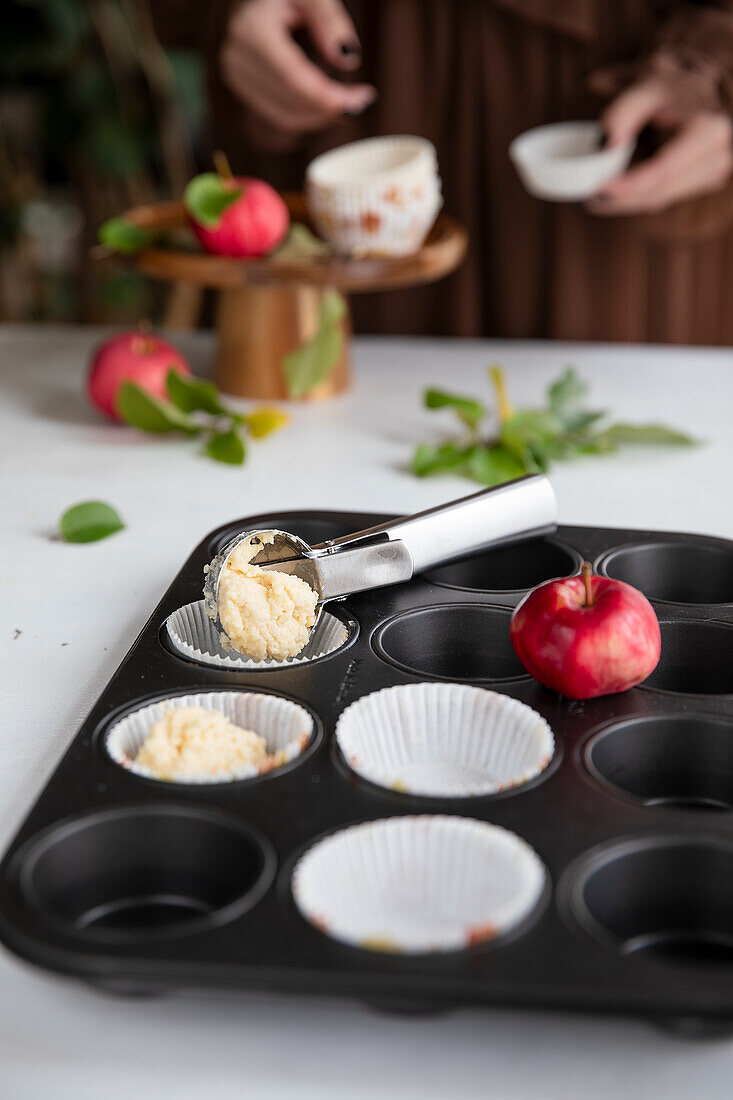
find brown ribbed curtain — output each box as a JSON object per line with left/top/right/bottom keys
{"left": 152, "top": 0, "right": 733, "bottom": 344}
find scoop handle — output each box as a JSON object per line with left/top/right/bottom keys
{"left": 321, "top": 474, "right": 558, "bottom": 573}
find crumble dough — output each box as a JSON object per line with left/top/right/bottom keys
{"left": 216, "top": 533, "right": 318, "bottom": 661}
{"left": 133, "top": 705, "right": 287, "bottom": 781}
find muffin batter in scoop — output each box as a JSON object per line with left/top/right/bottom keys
{"left": 216, "top": 533, "right": 318, "bottom": 661}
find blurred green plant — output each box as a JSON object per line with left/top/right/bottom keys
{"left": 0, "top": 0, "right": 204, "bottom": 321}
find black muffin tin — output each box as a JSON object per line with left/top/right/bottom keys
{"left": 2, "top": 511, "right": 733, "bottom": 1031}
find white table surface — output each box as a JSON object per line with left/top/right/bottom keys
{"left": 2, "top": 325, "right": 733, "bottom": 1099}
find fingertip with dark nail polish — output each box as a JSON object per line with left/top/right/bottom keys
{"left": 340, "top": 41, "right": 362, "bottom": 60}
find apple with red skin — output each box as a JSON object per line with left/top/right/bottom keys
{"left": 87, "top": 332, "right": 190, "bottom": 421}
{"left": 186, "top": 171, "right": 289, "bottom": 258}
{"left": 510, "top": 563, "right": 661, "bottom": 699}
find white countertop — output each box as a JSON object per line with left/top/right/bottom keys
{"left": 2, "top": 326, "right": 733, "bottom": 1099}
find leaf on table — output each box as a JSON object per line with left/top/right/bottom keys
{"left": 283, "top": 289, "right": 346, "bottom": 398}
{"left": 183, "top": 172, "right": 242, "bottom": 229}
{"left": 59, "top": 501, "right": 124, "bottom": 544}
{"left": 412, "top": 442, "right": 473, "bottom": 477}
{"left": 116, "top": 381, "right": 200, "bottom": 434}
{"left": 243, "top": 407, "right": 290, "bottom": 439}
{"left": 593, "top": 422, "right": 699, "bottom": 448}
{"left": 271, "top": 223, "right": 331, "bottom": 263}
{"left": 465, "top": 445, "right": 527, "bottom": 486}
{"left": 166, "top": 370, "right": 229, "bottom": 416}
{"left": 547, "top": 366, "right": 604, "bottom": 431}
{"left": 98, "top": 217, "right": 155, "bottom": 255}
{"left": 204, "top": 425, "right": 247, "bottom": 465}
{"left": 424, "top": 389, "right": 485, "bottom": 430}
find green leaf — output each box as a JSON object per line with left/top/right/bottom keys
{"left": 320, "top": 287, "right": 347, "bottom": 327}
{"left": 166, "top": 370, "right": 228, "bottom": 416}
{"left": 412, "top": 442, "right": 473, "bottom": 477}
{"left": 204, "top": 426, "right": 246, "bottom": 465}
{"left": 424, "top": 389, "right": 485, "bottom": 430}
{"left": 282, "top": 290, "right": 346, "bottom": 398}
{"left": 116, "top": 382, "right": 200, "bottom": 434}
{"left": 547, "top": 367, "right": 605, "bottom": 431}
{"left": 593, "top": 423, "right": 699, "bottom": 448}
{"left": 548, "top": 367, "right": 586, "bottom": 414}
{"left": 183, "top": 172, "right": 242, "bottom": 229}
{"left": 271, "top": 223, "right": 331, "bottom": 263}
{"left": 59, "top": 501, "right": 124, "bottom": 544}
{"left": 465, "top": 445, "right": 527, "bottom": 486}
{"left": 98, "top": 217, "right": 155, "bottom": 256}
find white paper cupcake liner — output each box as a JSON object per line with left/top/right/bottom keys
{"left": 307, "top": 136, "right": 439, "bottom": 191}
{"left": 335, "top": 683, "right": 554, "bottom": 797}
{"left": 166, "top": 600, "right": 352, "bottom": 670}
{"left": 307, "top": 182, "right": 442, "bottom": 258}
{"left": 292, "top": 815, "right": 547, "bottom": 953}
{"left": 306, "top": 136, "right": 442, "bottom": 257}
{"left": 509, "top": 121, "right": 634, "bottom": 202}
{"left": 106, "top": 690, "right": 314, "bottom": 783}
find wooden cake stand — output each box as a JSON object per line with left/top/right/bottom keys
{"left": 116, "top": 194, "right": 467, "bottom": 401}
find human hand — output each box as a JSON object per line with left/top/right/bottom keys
{"left": 587, "top": 75, "right": 733, "bottom": 215}
{"left": 221, "top": 0, "right": 376, "bottom": 142}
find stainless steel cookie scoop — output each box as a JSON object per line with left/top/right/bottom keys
{"left": 204, "top": 474, "right": 557, "bottom": 655}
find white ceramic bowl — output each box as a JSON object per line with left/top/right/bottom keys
{"left": 509, "top": 121, "right": 634, "bottom": 202}
{"left": 306, "top": 136, "right": 442, "bottom": 257}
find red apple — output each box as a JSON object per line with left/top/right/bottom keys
{"left": 185, "top": 168, "right": 289, "bottom": 258}
{"left": 87, "top": 331, "right": 190, "bottom": 421}
{"left": 510, "top": 562, "right": 661, "bottom": 699}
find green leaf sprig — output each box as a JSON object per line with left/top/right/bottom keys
{"left": 283, "top": 289, "right": 346, "bottom": 398}
{"left": 413, "top": 366, "right": 697, "bottom": 487}
{"left": 115, "top": 370, "right": 288, "bottom": 465}
{"left": 59, "top": 501, "right": 124, "bottom": 543}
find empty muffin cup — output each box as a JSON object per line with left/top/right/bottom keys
{"left": 422, "top": 537, "right": 582, "bottom": 592}
{"left": 20, "top": 804, "right": 274, "bottom": 941}
{"left": 292, "top": 815, "right": 547, "bottom": 953}
{"left": 565, "top": 836, "right": 733, "bottom": 966}
{"left": 374, "top": 604, "right": 526, "bottom": 682}
{"left": 106, "top": 691, "right": 315, "bottom": 783}
{"left": 584, "top": 714, "right": 733, "bottom": 811}
{"left": 165, "top": 600, "right": 353, "bottom": 671}
{"left": 596, "top": 540, "right": 733, "bottom": 605}
{"left": 641, "top": 621, "right": 733, "bottom": 695}
{"left": 336, "top": 683, "right": 554, "bottom": 797}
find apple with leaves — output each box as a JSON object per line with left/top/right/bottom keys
{"left": 87, "top": 331, "right": 190, "bottom": 421}
{"left": 510, "top": 562, "right": 661, "bottom": 699}
{"left": 184, "top": 153, "right": 289, "bottom": 258}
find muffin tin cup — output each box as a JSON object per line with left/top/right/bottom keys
{"left": 18, "top": 804, "right": 275, "bottom": 942}
{"left": 641, "top": 620, "right": 733, "bottom": 696}
{"left": 165, "top": 600, "right": 354, "bottom": 671}
{"left": 583, "top": 714, "right": 733, "bottom": 811}
{"left": 421, "top": 536, "right": 582, "bottom": 594}
{"left": 105, "top": 691, "right": 315, "bottom": 784}
{"left": 335, "top": 683, "right": 554, "bottom": 798}
{"left": 374, "top": 604, "right": 527, "bottom": 683}
{"left": 596, "top": 540, "right": 733, "bottom": 606}
{"left": 292, "top": 815, "right": 547, "bottom": 954}
{"left": 562, "top": 836, "right": 733, "bottom": 967}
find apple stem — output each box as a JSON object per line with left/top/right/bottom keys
{"left": 582, "top": 561, "right": 594, "bottom": 607}
{"left": 213, "top": 149, "right": 234, "bottom": 182}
